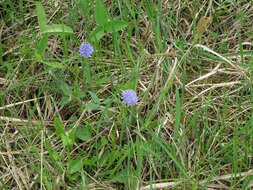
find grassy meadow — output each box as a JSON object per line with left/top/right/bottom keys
{"left": 1, "top": 0, "right": 253, "bottom": 189}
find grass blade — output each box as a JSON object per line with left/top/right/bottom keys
{"left": 35, "top": 1, "right": 47, "bottom": 31}
{"left": 42, "top": 24, "right": 73, "bottom": 35}
{"left": 95, "top": 0, "right": 109, "bottom": 26}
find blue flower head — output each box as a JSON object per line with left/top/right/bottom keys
{"left": 79, "top": 43, "right": 93, "bottom": 57}
{"left": 122, "top": 89, "right": 138, "bottom": 106}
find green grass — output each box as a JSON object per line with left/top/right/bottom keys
{"left": 1, "top": 0, "right": 253, "bottom": 189}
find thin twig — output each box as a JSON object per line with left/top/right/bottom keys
{"left": 194, "top": 44, "right": 242, "bottom": 70}
{"left": 140, "top": 169, "right": 253, "bottom": 190}
{"left": 186, "top": 63, "right": 222, "bottom": 87}
{"left": 0, "top": 96, "right": 46, "bottom": 111}
{"left": 0, "top": 116, "right": 52, "bottom": 126}
{"left": 0, "top": 151, "right": 21, "bottom": 155}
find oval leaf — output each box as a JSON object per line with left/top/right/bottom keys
{"left": 75, "top": 125, "right": 92, "bottom": 141}
{"left": 53, "top": 117, "right": 65, "bottom": 137}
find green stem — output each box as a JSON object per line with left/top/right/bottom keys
{"left": 82, "top": 58, "right": 91, "bottom": 84}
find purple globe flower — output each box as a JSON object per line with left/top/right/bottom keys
{"left": 122, "top": 89, "right": 138, "bottom": 106}
{"left": 79, "top": 43, "right": 93, "bottom": 57}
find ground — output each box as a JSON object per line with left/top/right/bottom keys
{"left": 1, "top": 0, "right": 253, "bottom": 189}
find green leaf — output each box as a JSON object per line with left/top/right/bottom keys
{"left": 73, "top": 88, "right": 85, "bottom": 98}
{"left": 62, "top": 135, "right": 73, "bottom": 147}
{"left": 68, "top": 128, "right": 76, "bottom": 145}
{"left": 60, "top": 96, "right": 71, "bottom": 106}
{"left": 60, "top": 82, "right": 72, "bottom": 97}
{"left": 78, "top": 0, "right": 90, "bottom": 17}
{"left": 86, "top": 102, "right": 100, "bottom": 111}
{"left": 49, "top": 150, "right": 59, "bottom": 161}
{"left": 250, "top": 57, "right": 253, "bottom": 76}
{"left": 120, "top": 67, "right": 138, "bottom": 90}
{"left": 42, "top": 24, "right": 73, "bottom": 35}
{"left": 45, "top": 142, "right": 60, "bottom": 161}
{"left": 0, "top": 43, "right": 3, "bottom": 64}
{"left": 35, "top": 34, "right": 48, "bottom": 63}
{"left": 89, "top": 92, "right": 100, "bottom": 104}
{"left": 94, "top": 0, "right": 109, "bottom": 26}
{"left": 35, "top": 1, "right": 47, "bottom": 31}
{"left": 89, "top": 26, "right": 105, "bottom": 41}
{"left": 43, "top": 61, "right": 65, "bottom": 69}
{"left": 101, "top": 136, "right": 108, "bottom": 147}
{"left": 119, "top": 71, "right": 138, "bottom": 90}
{"left": 36, "top": 34, "right": 48, "bottom": 56}
{"left": 104, "top": 20, "right": 128, "bottom": 33}
{"left": 53, "top": 117, "right": 65, "bottom": 137}
{"left": 83, "top": 158, "right": 96, "bottom": 166}
{"left": 75, "top": 125, "right": 92, "bottom": 141}
{"left": 34, "top": 52, "right": 42, "bottom": 62}
{"left": 67, "top": 159, "right": 84, "bottom": 174}
{"left": 111, "top": 170, "right": 130, "bottom": 183}
{"left": 119, "top": 80, "right": 136, "bottom": 91}
{"left": 53, "top": 117, "right": 74, "bottom": 148}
